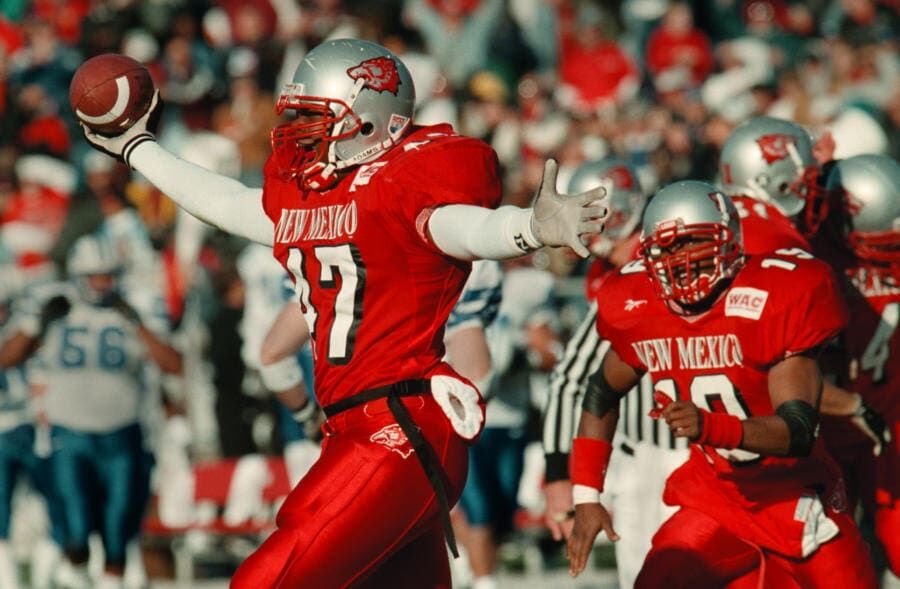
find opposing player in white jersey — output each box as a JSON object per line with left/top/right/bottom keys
{"left": 458, "top": 259, "right": 561, "bottom": 589}
{"left": 0, "top": 235, "right": 182, "bottom": 589}
{"left": 0, "top": 278, "right": 68, "bottom": 589}
{"left": 236, "top": 242, "right": 320, "bottom": 490}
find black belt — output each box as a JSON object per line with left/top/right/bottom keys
{"left": 323, "top": 379, "right": 459, "bottom": 558}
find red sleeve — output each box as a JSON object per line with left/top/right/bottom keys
{"left": 759, "top": 258, "right": 848, "bottom": 364}
{"left": 594, "top": 272, "right": 646, "bottom": 372}
{"left": 384, "top": 136, "right": 502, "bottom": 235}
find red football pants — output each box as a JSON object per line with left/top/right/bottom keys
{"left": 634, "top": 506, "right": 878, "bottom": 589}
{"left": 231, "top": 394, "right": 468, "bottom": 589}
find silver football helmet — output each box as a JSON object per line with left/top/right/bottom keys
{"left": 271, "top": 39, "right": 416, "bottom": 189}
{"left": 568, "top": 158, "right": 645, "bottom": 254}
{"left": 67, "top": 235, "right": 121, "bottom": 305}
{"left": 719, "top": 116, "right": 818, "bottom": 218}
{"left": 826, "top": 154, "right": 900, "bottom": 269}
{"left": 640, "top": 180, "right": 743, "bottom": 309}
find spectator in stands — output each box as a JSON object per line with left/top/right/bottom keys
{"left": 404, "top": 0, "right": 505, "bottom": 90}
{"left": 212, "top": 48, "right": 278, "bottom": 187}
{"left": 556, "top": 1, "right": 639, "bottom": 114}
{"left": 645, "top": 3, "right": 714, "bottom": 89}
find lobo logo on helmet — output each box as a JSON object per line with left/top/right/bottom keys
{"left": 756, "top": 134, "right": 797, "bottom": 164}
{"left": 370, "top": 424, "right": 413, "bottom": 459}
{"left": 607, "top": 165, "right": 635, "bottom": 190}
{"left": 347, "top": 57, "right": 401, "bottom": 95}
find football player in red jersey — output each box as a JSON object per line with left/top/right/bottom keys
{"left": 79, "top": 39, "right": 607, "bottom": 588}
{"left": 718, "top": 116, "right": 816, "bottom": 257}
{"left": 566, "top": 180, "right": 877, "bottom": 588}
{"left": 720, "top": 117, "right": 891, "bottom": 493}
{"left": 827, "top": 154, "right": 900, "bottom": 576}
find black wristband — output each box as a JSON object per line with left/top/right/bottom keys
{"left": 775, "top": 399, "right": 819, "bottom": 457}
{"left": 582, "top": 368, "right": 626, "bottom": 417}
{"left": 123, "top": 134, "right": 155, "bottom": 168}
{"left": 545, "top": 452, "right": 570, "bottom": 482}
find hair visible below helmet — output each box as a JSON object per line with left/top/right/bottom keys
{"left": 826, "top": 154, "right": 900, "bottom": 269}
{"left": 568, "top": 158, "right": 645, "bottom": 246}
{"left": 640, "top": 180, "right": 743, "bottom": 310}
{"left": 271, "top": 39, "right": 416, "bottom": 189}
{"left": 719, "top": 116, "right": 817, "bottom": 218}
{"left": 67, "top": 235, "right": 121, "bottom": 304}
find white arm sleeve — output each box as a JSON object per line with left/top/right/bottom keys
{"left": 428, "top": 205, "right": 542, "bottom": 261}
{"left": 129, "top": 141, "right": 273, "bottom": 246}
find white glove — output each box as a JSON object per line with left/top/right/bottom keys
{"left": 531, "top": 159, "right": 609, "bottom": 258}
{"left": 430, "top": 375, "right": 484, "bottom": 441}
{"left": 81, "top": 90, "right": 162, "bottom": 167}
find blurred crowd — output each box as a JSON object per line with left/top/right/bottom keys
{"left": 0, "top": 0, "right": 898, "bottom": 586}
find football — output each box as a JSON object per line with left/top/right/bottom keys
{"left": 69, "top": 54, "right": 155, "bottom": 136}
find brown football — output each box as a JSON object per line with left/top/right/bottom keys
{"left": 69, "top": 54, "right": 155, "bottom": 136}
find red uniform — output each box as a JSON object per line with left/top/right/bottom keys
{"left": 232, "top": 125, "right": 502, "bottom": 588}
{"left": 731, "top": 194, "right": 810, "bottom": 255}
{"left": 842, "top": 266, "right": 900, "bottom": 573}
{"left": 595, "top": 250, "right": 876, "bottom": 588}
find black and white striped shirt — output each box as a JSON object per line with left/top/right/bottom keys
{"left": 541, "top": 302, "right": 688, "bottom": 482}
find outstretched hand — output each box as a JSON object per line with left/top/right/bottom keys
{"left": 81, "top": 90, "right": 163, "bottom": 167}
{"left": 532, "top": 159, "right": 609, "bottom": 258}
{"left": 567, "top": 502, "right": 619, "bottom": 577}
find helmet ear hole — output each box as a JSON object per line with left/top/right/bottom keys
{"left": 360, "top": 122, "right": 375, "bottom": 136}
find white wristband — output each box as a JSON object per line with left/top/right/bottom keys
{"left": 572, "top": 484, "right": 602, "bottom": 505}
{"left": 259, "top": 355, "right": 303, "bottom": 392}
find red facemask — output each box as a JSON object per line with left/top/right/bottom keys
{"left": 641, "top": 223, "right": 741, "bottom": 308}
{"left": 270, "top": 93, "right": 362, "bottom": 190}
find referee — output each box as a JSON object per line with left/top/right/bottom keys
{"left": 539, "top": 160, "right": 688, "bottom": 589}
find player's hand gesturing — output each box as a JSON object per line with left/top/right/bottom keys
{"left": 532, "top": 159, "right": 609, "bottom": 258}
{"left": 662, "top": 400, "right": 702, "bottom": 440}
{"left": 567, "top": 502, "right": 619, "bottom": 577}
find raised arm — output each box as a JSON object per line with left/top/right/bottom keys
{"left": 428, "top": 160, "right": 608, "bottom": 260}
{"left": 128, "top": 142, "right": 272, "bottom": 245}
{"left": 81, "top": 93, "right": 273, "bottom": 246}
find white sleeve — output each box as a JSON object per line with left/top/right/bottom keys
{"left": 428, "top": 204, "right": 542, "bottom": 261}
{"left": 129, "top": 141, "right": 274, "bottom": 246}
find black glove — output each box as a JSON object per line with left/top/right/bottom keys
{"left": 850, "top": 395, "right": 892, "bottom": 456}
{"left": 38, "top": 296, "right": 71, "bottom": 337}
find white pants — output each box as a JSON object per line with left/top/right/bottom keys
{"left": 606, "top": 436, "right": 689, "bottom": 589}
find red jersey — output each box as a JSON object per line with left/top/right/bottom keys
{"left": 842, "top": 266, "right": 900, "bottom": 416}
{"left": 731, "top": 195, "right": 810, "bottom": 255}
{"left": 596, "top": 249, "right": 848, "bottom": 557}
{"left": 262, "top": 125, "right": 502, "bottom": 406}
